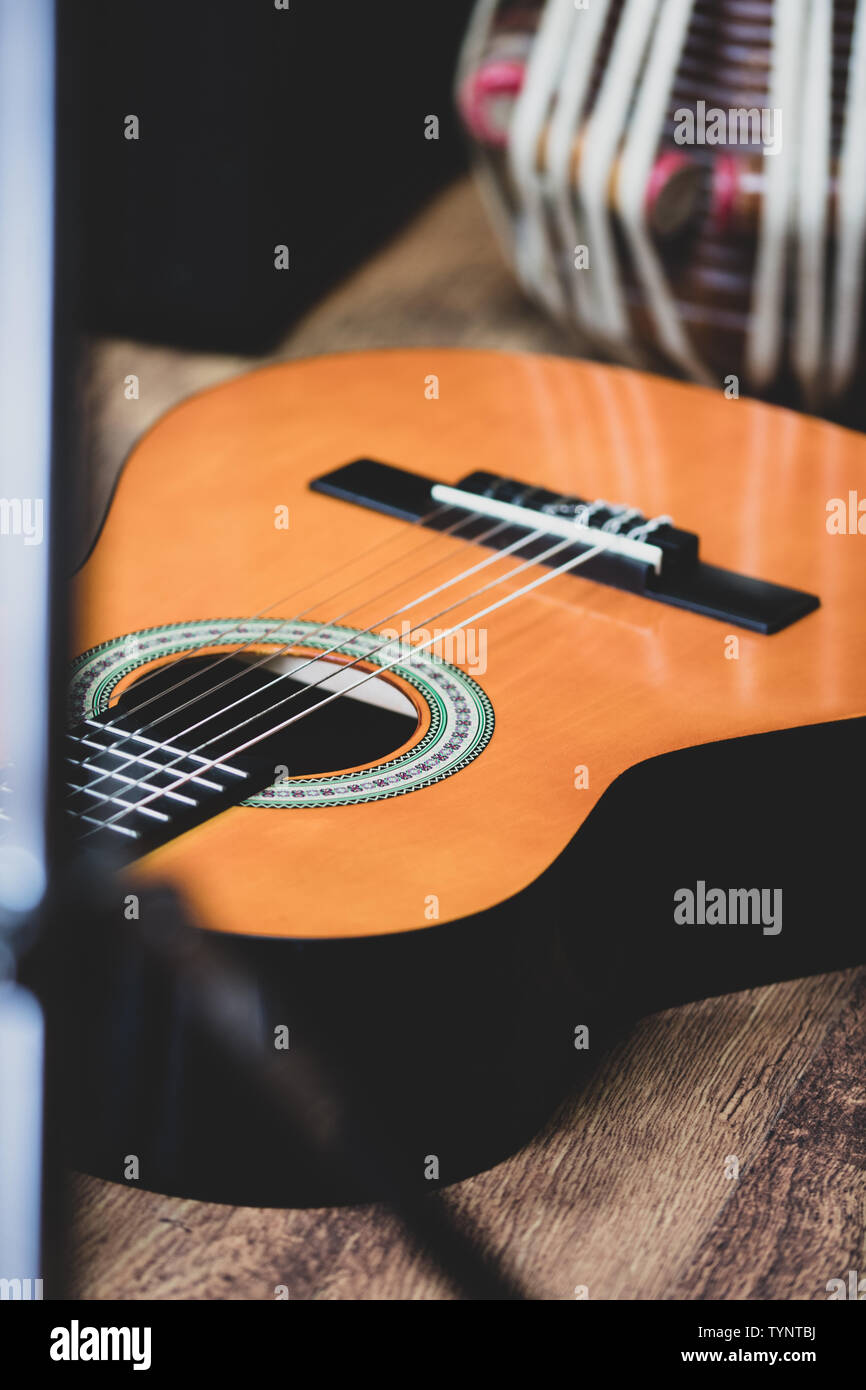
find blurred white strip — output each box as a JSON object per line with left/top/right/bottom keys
{"left": 455, "top": 0, "right": 519, "bottom": 266}
{"left": 0, "top": 983, "right": 44, "bottom": 1287}
{"left": 617, "top": 0, "right": 713, "bottom": 385}
{"left": 0, "top": 0, "right": 55, "bottom": 919}
{"left": 793, "top": 0, "right": 832, "bottom": 404}
{"left": 746, "top": 0, "right": 810, "bottom": 388}
{"left": 830, "top": 0, "right": 866, "bottom": 397}
{"left": 507, "top": 0, "right": 578, "bottom": 313}
{"left": 577, "top": 0, "right": 662, "bottom": 340}
{"left": 547, "top": 0, "right": 612, "bottom": 326}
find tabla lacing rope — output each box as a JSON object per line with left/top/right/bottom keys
{"left": 507, "top": 0, "right": 577, "bottom": 315}
{"left": 455, "top": 0, "right": 519, "bottom": 263}
{"left": 577, "top": 0, "right": 662, "bottom": 346}
{"left": 830, "top": 0, "right": 866, "bottom": 397}
{"left": 793, "top": 0, "right": 832, "bottom": 407}
{"left": 74, "top": 517, "right": 551, "bottom": 806}
{"left": 471, "top": 1, "right": 852, "bottom": 403}
{"left": 547, "top": 0, "right": 612, "bottom": 326}
{"left": 616, "top": 0, "right": 715, "bottom": 387}
{"left": 78, "top": 530, "right": 612, "bottom": 839}
{"left": 746, "top": 0, "right": 810, "bottom": 388}
{"left": 70, "top": 506, "right": 513, "bottom": 796}
{"left": 455, "top": 0, "right": 501, "bottom": 102}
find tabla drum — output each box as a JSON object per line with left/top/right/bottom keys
{"left": 457, "top": 0, "right": 866, "bottom": 427}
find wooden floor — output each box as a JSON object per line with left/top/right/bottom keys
{"left": 70, "top": 179, "right": 866, "bottom": 1301}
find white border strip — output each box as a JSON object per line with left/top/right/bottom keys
{"left": 577, "top": 0, "right": 662, "bottom": 340}
{"left": 793, "top": 0, "right": 832, "bottom": 404}
{"left": 746, "top": 0, "right": 810, "bottom": 388}
{"left": 547, "top": 0, "right": 613, "bottom": 326}
{"left": 616, "top": 0, "right": 713, "bottom": 385}
{"left": 507, "top": 0, "right": 579, "bottom": 311}
{"left": 830, "top": 0, "right": 866, "bottom": 397}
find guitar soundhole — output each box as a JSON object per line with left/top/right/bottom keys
{"left": 118, "top": 653, "right": 421, "bottom": 777}
{"left": 71, "top": 618, "right": 494, "bottom": 810}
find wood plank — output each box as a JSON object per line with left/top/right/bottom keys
{"left": 672, "top": 968, "right": 866, "bottom": 1300}
{"left": 70, "top": 970, "right": 860, "bottom": 1299}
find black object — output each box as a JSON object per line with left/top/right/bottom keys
{"left": 312, "top": 457, "right": 821, "bottom": 633}
{"left": 67, "top": 1, "right": 472, "bottom": 353}
{"left": 41, "top": 714, "right": 866, "bottom": 1208}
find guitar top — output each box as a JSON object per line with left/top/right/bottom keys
{"left": 70, "top": 348, "right": 866, "bottom": 941}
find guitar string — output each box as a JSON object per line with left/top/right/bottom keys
{"left": 75, "top": 475, "right": 667, "bottom": 794}
{"left": 79, "top": 498, "right": 464, "bottom": 735}
{"left": 71, "top": 523, "right": 577, "bottom": 834}
{"left": 69, "top": 509, "right": 516, "bottom": 797}
{"left": 72, "top": 524, "right": 576, "bottom": 836}
{"left": 69, "top": 513, "right": 544, "bottom": 811}
{"left": 96, "top": 513, "right": 511, "bottom": 736}
{"left": 80, "top": 518, "right": 539, "bottom": 756}
{"left": 68, "top": 499, "right": 514, "bottom": 790}
{"left": 77, "top": 531, "right": 608, "bottom": 838}
{"left": 75, "top": 481, "right": 675, "bottom": 827}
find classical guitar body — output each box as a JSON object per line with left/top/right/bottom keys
{"left": 64, "top": 349, "right": 866, "bottom": 1205}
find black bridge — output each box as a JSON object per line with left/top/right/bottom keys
{"left": 311, "top": 458, "right": 819, "bottom": 635}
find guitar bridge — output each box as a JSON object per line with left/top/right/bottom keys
{"left": 311, "top": 458, "right": 819, "bottom": 634}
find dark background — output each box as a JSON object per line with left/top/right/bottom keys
{"left": 64, "top": 0, "right": 472, "bottom": 352}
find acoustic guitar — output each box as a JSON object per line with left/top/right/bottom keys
{"left": 63, "top": 348, "right": 866, "bottom": 1204}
